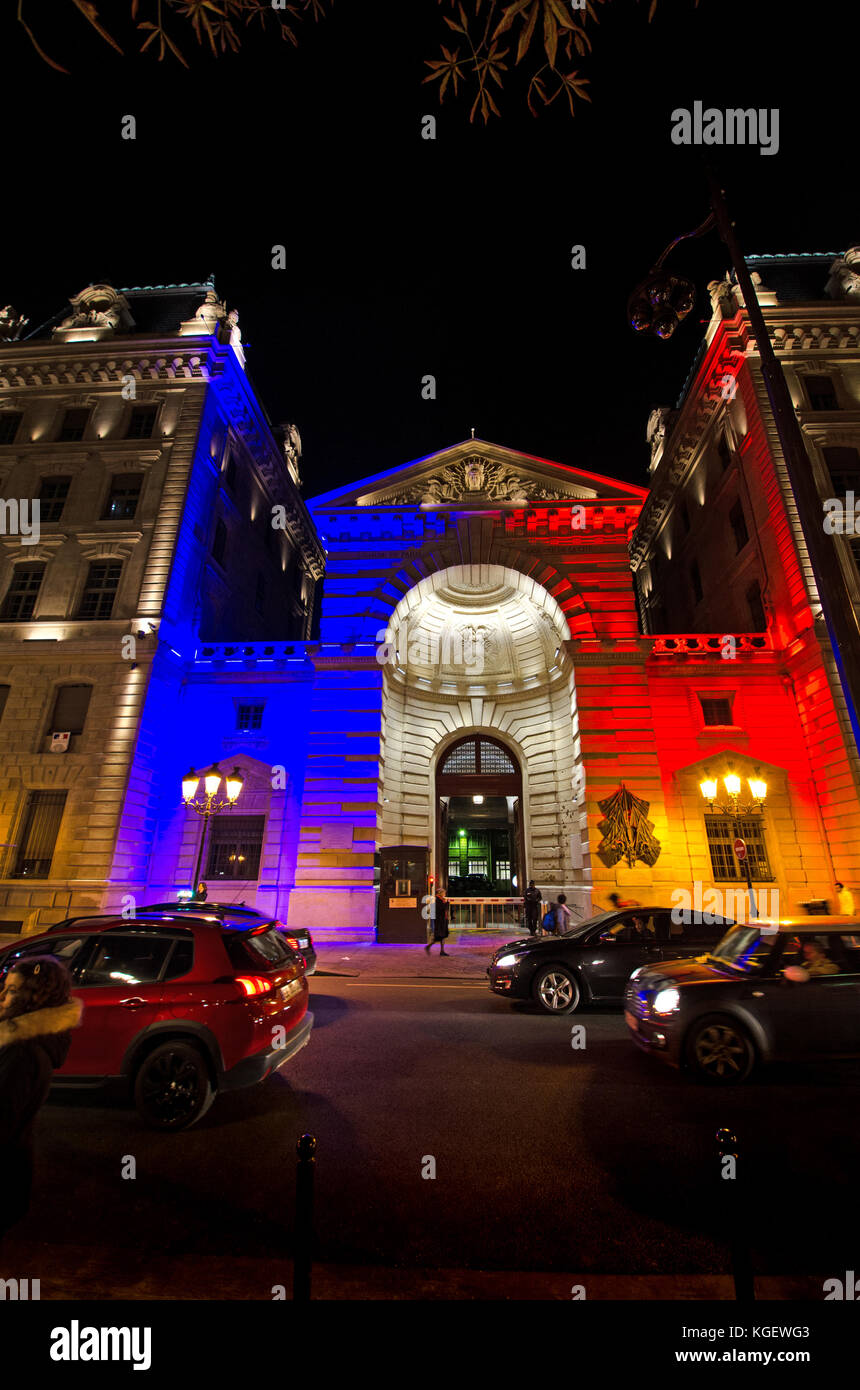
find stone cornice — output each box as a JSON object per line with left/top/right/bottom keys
{"left": 75, "top": 530, "right": 143, "bottom": 561}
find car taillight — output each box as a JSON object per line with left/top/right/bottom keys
{"left": 234, "top": 975, "right": 275, "bottom": 997}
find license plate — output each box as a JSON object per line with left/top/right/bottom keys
{"left": 624, "top": 1010, "right": 638, "bottom": 1031}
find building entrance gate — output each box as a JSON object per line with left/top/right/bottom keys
{"left": 436, "top": 735, "right": 524, "bottom": 926}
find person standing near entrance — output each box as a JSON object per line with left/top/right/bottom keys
{"left": 836, "top": 882, "right": 855, "bottom": 916}
{"left": 555, "top": 893, "right": 572, "bottom": 934}
{"left": 524, "top": 880, "right": 542, "bottom": 935}
{"left": 425, "top": 887, "right": 450, "bottom": 956}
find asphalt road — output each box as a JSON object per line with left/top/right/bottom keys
{"left": 6, "top": 977, "right": 860, "bottom": 1286}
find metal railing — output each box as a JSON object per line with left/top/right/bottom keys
{"left": 448, "top": 898, "right": 524, "bottom": 930}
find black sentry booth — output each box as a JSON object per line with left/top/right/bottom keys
{"left": 376, "top": 845, "right": 430, "bottom": 942}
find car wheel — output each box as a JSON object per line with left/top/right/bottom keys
{"left": 685, "top": 1015, "right": 756, "bottom": 1084}
{"left": 133, "top": 1040, "right": 215, "bottom": 1130}
{"left": 533, "top": 965, "right": 580, "bottom": 1014}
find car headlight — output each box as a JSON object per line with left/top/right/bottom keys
{"left": 495, "top": 954, "right": 519, "bottom": 968}
{"left": 653, "top": 987, "right": 680, "bottom": 1015}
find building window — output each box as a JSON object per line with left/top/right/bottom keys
{"left": 12, "top": 790, "right": 68, "bottom": 879}
{"left": 823, "top": 446, "right": 860, "bottom": 496}
{"left": 690, "top": 559, "right": 703, "bottom": 605}
{"left": 746, "top": 580, "right": 766, "bottom": 631}
{"left": 49, "top": 684, "right": 92, "bottom": 736}
{"left": 236, "top": 702, "right": 265, "bottom": 732}
{"left": 805, "top": 375, "right": 839, "bottom": 411}
{"left": 448, "top": 860, "right": 461, "bottom": 879}
{"left": 224, "top": 453, "right": 237, "bottom": 493}
{"left": 699, "top": 696, "right": 734, "bottom": 726}
{"left": 57, "top": 407, "right": 89, "bottom": 442}
{"left": 126, "top": 405, "right": 158, "bottom": 439}
{"left": 205, "top": 814, "right": 265, "bottom": 880}
{"left": 680, "top": 501, "right": 691, "bottom": 534}
{"left": 103, "top": 473, "right": 143, "bottom": 520}
{"left": 495, "top": 859, "right": 512, "bottom": 883}
{"left": 255, "top": 572, "right": 265, "bottom": 615}
{"left": 0, "top": 412, "right": 22, "bottom": 445}
{"left": 717, "top": 434, "right": 733, "bottom": 473}
{"left": 77, "top": 562, "right": 121, "bottom": 620}
{"left": 705, "top": 814, "right": 773, "bottom": 882}
{"left": 212, "top": 518, "right": 227, "bottom": 567}
{"left": 467, "top": 859, "right": 488, "bottom": 876}
{"left": 1, "top": 564, "right": 45, "bottom": 621}
{"left": 39, "top": 476, "right": 71, "bottom": 523}
{"left": 729, "top": 498, "right": 749, "bottom": 553}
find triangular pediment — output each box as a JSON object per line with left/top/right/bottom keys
{"left": 308, "top": 440, "right": 647, "bottom": 511}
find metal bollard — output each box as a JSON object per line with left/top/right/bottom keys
{"left": 293, "top": 1133, "right": 316, "bottom": 1301}
{"left": 715, "top": 1127, "right": 755, "bottom": 1301}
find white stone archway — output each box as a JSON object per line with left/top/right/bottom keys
{"left": 378, "top": 564, "right": 590, "bottom": 915}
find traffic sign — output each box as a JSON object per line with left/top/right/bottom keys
{"left": 734, "top": 837, "right": 747, "bottom": 860}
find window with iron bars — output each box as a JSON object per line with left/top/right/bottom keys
{"left": 705, "top": 814, "right": 774, "bottom": 882}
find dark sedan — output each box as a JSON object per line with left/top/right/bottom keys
{"left": 488, "top": 906, "right": 734, "bottom": 1013}
{"left": 625, "top": 917, "right": 860, "bottom": 1082}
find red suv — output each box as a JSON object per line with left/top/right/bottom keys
{"left": 0, "top": 908, "right": 313, "bottom": 1130}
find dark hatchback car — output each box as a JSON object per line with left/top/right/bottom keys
{"left": 488, "top": 907, "right": 734, "bottom": 1013}
{"left": 624, "top": 917, "right": 860, "bottom": 1083}
{"left": 0, "top": 907, "right": 313, "bottom": 1128}
{"left": 135, "top": 902, "right": 316, "bottom": 975}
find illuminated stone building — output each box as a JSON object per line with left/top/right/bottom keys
{"left": 0, "top": 262, "right": 857, "bottom": 942}
{"left": 0, "top": 281, "right": 322, "bottom": 934}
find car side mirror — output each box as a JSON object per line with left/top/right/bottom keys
{"left": 783, "top": 965, "right": 810, "bottom": 983}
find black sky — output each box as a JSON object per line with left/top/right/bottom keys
{"left": 4, "top": 1, "right": 854, "bottom": 495}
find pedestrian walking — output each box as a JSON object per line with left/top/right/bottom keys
{"left": 425, "top": 886, "right": 450, "bottom": 956}
{"left": 524, "top": 880, "right": 542, "bottom": 935}
{"left": 607, "top": 891, "right": 641, "bottom": 911}
{"left": 0, "top": 956, "right": 82, "bottom": 1241}
{"left": 836, "top": 882, "right": 855, "bottom": 916}
{"left": 555, "top": 893, "right": 572, "bottom": 934}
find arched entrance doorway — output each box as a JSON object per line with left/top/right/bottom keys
{"left": 436, "top": 735, "right": 524, "bottom": 896}
{"left": 378, "top": 564, "right": 591, "bottom": 922}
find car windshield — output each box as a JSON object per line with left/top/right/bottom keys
{"left": 562, "top": 910, "right": 615, "bottom": 939}
{"left": 709, "top": 924, "right": 776, "bottom": 970}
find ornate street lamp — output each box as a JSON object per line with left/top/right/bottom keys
{"left": 699, "top": 767, "right": 767, "bottom": 918}
{"left": 181, "top": 763, "right": 244, "bottom": 896}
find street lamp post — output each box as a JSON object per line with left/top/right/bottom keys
{"left": 181, "top": 763, "right": 244, "bottom": 896}
{"left": 629, "top": 168, "right": 860, "bottom": 750}
{"left": 699, "top": 769, "right": 768, "bottom": 920}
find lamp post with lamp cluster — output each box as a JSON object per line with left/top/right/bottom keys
{"left": 181, "top": 763, "right": 244, "bottom": 898}
{"left": 699, "top": 769, "right": 768, "bottom": 919}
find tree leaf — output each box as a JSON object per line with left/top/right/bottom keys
{"left": 543, "top": 5, "right": 558, "bottom": 67}
{"left": 71, "top": 0, "right": 124, "bottom": 54}
{"left": 492, "top": 0, "right": 535, "bottom": 41}
{"left": 516, "top": 2, "right": 539, "bottom": 63}
{"left": 547, "top": 0, "right": 576, "bottom": 31}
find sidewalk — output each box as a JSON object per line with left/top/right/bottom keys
{"left": 313, "top": 929, "right": 523, "bottom": 979}
{"left": 0, "top": 1238, "right": 826, "bottom": 1299}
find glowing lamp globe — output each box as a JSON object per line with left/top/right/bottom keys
{"left": 748, "top": 777, "right": 767, "bottom": 802}
{"left": 182, "top": 768, "right": 199, "bottom": 801}
{"left": 700, "top": 778, "right": 718, "bottom": 802}
{"left": 724, "top": 773, "right": 742, "bottom": 798}
{"left": 225, "top": 767, "right": 244, "bottom": 803}
{"left": 204, "top": 764, "right": 222, "bottom": 798}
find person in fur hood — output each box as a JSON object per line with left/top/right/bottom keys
{"left": 0, "top": 955, "right": 82, "bottom": 1240}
